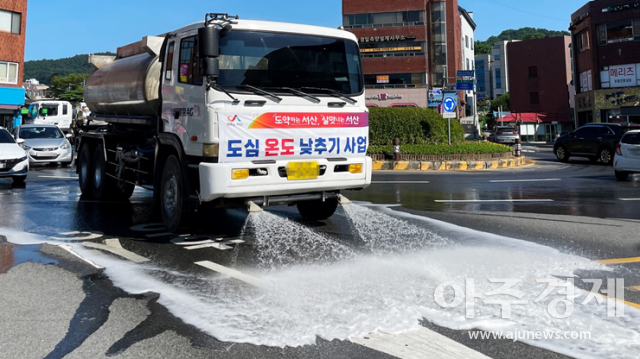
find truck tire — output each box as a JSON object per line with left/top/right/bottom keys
{"left": 297, "top": 198, "right": 339, "bottom": 220}
{"left": 78, "top": 144, "right": 94, "bottom": 198}
{"left": 161, "top": 155, "right": 187, "bottom": 233}
{"left": 92, "top": 144, "right": 114, "bottom": 200}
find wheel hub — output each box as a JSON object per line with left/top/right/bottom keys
{"left": 601, "top": 150, "right": 611, "bottom": 163}
{"left": 94, "top": 160, "right": 102, "bottom": 188}
{"left": 164, "top": 175, "right": 178, "bottom": 217}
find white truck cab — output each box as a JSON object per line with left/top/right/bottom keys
{"left": 28, "top": 101, "right": 74, "bottom": 133}
{"left": 77, "top": 13, "right": 372, "bottom": 232}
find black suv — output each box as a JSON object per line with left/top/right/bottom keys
{"left": 554, "top": 123, "right": 640, "bottom": 165}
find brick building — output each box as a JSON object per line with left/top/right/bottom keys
{"left": 342, "top": 0, "right": 471, "bottom": 111}
{"left": 506, "top": 36, "right": 574, "bottom": 141}
{"left": 0, "top": 0, "right": 27, "bottom": 130}
{"left": 571, "top": 0, "right": 640, "bottom": 126}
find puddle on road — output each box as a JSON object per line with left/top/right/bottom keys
{"left": 2, "top": 205, "right": 640, "bottom": 359}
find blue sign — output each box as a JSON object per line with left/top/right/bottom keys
{"left": 478, "top": 93, "right": 487, "bottom": 99}
{"left": 456, "top": 82, "right": 474, "bottom": 91}
{"left": 0, "top": 87, "right": 25, "bottom": 106}
{"left": 457, "top": 70, "right": 475, "bottom": 77}
{"left": 443, "top": 96, "right": 456, "bottom": 112}
{"left": 428, "top": 89, "right": 443, "bottom": 107}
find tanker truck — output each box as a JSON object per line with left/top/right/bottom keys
{"left": 77, "top": 13, "right": 372, "bottom": 232}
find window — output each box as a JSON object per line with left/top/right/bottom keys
{"left": 0, "top": 61, "right": 18, "bottom": 84}
{"left": 0, "top": 129, "right": 15, "bottom": 144}
{"left": 465, "top": 36, "right": 469, "bottom": 48}
{"left": 165, "top": 42, "right": 174, "bottom": 81}
{"left": 530, "top": 92, "right": 540, "bottom": 105}
{"left": 577, "top": 30, "right": 590, "bottom": 52}
{"left": 63, "top": 105, "right": 68, "bottom": 115}
{"left": 622, "top": 133, "right": 640, "bottom": 144}
{"left": 606, "top": 21, "right": 633, "bottom": 43}
{"left": 39, "top": 104, "right": 59, "bottom": 117}
{"left": 466, "top": 59, "right": 470, "bottom": 70}
{"left": 495, "top": 68, "right": 502, "bottom": 89}
{"left": 494, "top": 55, "right": 500, "bottom": 61}
{"left": 0, "top": 10, "right": 21, "bottom": 34}
{"left": 529, "top": 66, "right": 538, "bottom": 78}
{"left": 364, "top": 73, "right": 425, "bottom": 87}
{"left": 179, "top": 36, "right": 203, "bottom": 85}
{"left": 471, "top": 39, "right": 474, "bottom": 50}
{"left": 343, "top": 11, "right": 425, "bottom": 28}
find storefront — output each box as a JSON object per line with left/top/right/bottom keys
{"left": 576, "top": 86, "right": 640, "bottom": 126}
{"left": 498, "top": 113, "right": 573, "bottom": 142}
{"left": 0, "top": 87, "right": 25, "bottom": 131}
{"left": 364, "top": 88, "right": 428, "bottom": 108}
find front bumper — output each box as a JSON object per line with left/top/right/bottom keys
{"left": 0, "top": 159, "right": 29, "bottom": 178}
{"left": 27, "top": 148, "right": 73, "bottom": 163}
{"left": 199, "top": 157, "right": 372, "bottom": 202}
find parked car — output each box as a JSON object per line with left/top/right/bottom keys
{"left": 489, "top": 126, "right": 520, "bottom": 144}
{"left": 13, "top": 124, "right": 73, "bottom": 166}
{"left": 553, "top": 123, "right": 640, "bottom": 165}
{"left": 614, "top": 130, "right": 640, "bottom": 180}
{"left": 0, "top": 127, "right": 29, "bottom": 184}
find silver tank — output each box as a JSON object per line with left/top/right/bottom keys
{"left": 84, "top": 53, "right": 161, "bottom": 117}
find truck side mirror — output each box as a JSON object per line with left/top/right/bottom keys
{"left": 200, "top": 58, "right": 219, "bottom": 78}
{"left": 198, "top": 26, "right": 219, "bottom": 58}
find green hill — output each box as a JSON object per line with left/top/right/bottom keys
{"left": 24, "top": 53, "right": 115, "bottom": 85}
{"left": 475, "top": 27, "right": 570, "bottom": 55}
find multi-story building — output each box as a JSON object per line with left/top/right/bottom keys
{"left": 342, "top": 0, "right": 471, "bottom": 111}
{"left": 475, "top": 54, "right": 493, "bottom": 100}
{"left": 571, "top": 0, "right": 640, "bottom": 126}
{"left": 460, "top": 6, "right": 476, "bottom": 115}
{"left": 507, "top": 36, "right": 574, "bottom": 141}
{"left": 0, "top": 0, "right": 27, "bottom": 130}
{"left": 491, "top": 40, "right": 519, "bottom": 97}
{"left": 23, "top": 79, "right": 50, "bottom": 101}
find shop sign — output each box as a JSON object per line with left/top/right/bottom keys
{"left": 359, "top": 35, "right": 417, "bottom": 43}
{"left": 605, "top": 90, "right": 638, "bottom": 106}
{"left": 376, "top": 76, "right": 390, "bottom": 84}
{"left": 608, "top": 65, "right": 636, "bottom": 88}
{"left": 365, "top": 93, "right": 403, "bottom": 101}
{"left": 577, "top": 94, "right": 592, "bottom": 109}
{"left": 603, "top": 2, "right": 640, "bottom": 12}
{"left": 360, "top": 46, "right": 422, "bottom": 53}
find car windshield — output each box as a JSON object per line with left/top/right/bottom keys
{"left": 19, "top": 127, "right": 64, "bottom": 139}
{"left": 0, "top": 129, "right": 15, "bottom": 144}
{"left": 218, "top": 31, "right": 363, "bottom": 95}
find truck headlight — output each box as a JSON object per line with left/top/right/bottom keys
{"left": 203, "top": 144, "right": 219, "bottom": 157}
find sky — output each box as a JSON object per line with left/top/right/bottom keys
{"left": 24, "top": 0, "right": 587, "bottom": 61}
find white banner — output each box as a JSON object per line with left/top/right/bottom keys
{"left": 218, "top": 112, "right": 369, "bottom": 163}
{"left": 608, "top": 64, "right": 636, "bottom": 88}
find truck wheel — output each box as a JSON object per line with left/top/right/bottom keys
{"left": 92, "top": 144, "right": 115, "bottom": 200}
{"left": 161, "top": 155, "right": 186, "bottom": 232}
{"left": 115, "top": 180, "right": 136, "bottom": 200}
{"left": 297, "top": 198, "right": 339, "bottom": 220}
{"left": 78, "top": 144, "right": 94, "bottom": 198}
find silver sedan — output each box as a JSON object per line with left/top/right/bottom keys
{"left": 13, "top": 124, "right": 73, "bottom": 166}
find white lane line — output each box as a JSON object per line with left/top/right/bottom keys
{"left": 171, "top": 238, "right": 219, "bottom": 246}
{"left": 186, "top": 243, "right": 232, "bottom": 251}
{"left": 350, "top": 327, "right": 490, "bottom": 359}
{"left": 195, "top": 260, "right": 263, "bottom": 288}
{"left": 82, "top": 238, "right": 150, "bottom": 263}
{"left": 620, "top": 198, "right": 640, "bottom": 201}
{"left": 50, "top": 231, "right": 104, "bottom": 241}
{"left": 373, "top": 181, "right": 430, "bottom": 184}
{"left": 38, "top": 176, "right": 78, "bottom": 179}
{"left": 435, "top": 199, "right": 554, "bottom": 203}
{"left": 56, "top": 244, "right": 104, "bottom": 269}
{"left": 489, "top": 178, "right": 561, "bottom": 183}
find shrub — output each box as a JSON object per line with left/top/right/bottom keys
{"left": 368, "top": 107, "right": 465, "bottom": 146}
{"left": 368, "top": 142, "right": 513, "bottom": 155}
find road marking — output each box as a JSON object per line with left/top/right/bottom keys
{"left": 620, "top": 198, "right": 640, "bottom": 201}
{"left": 50, "top": 231, "right": 104, "bottom": 241}
{"left": 83, "top": 238, "right": 150, "bottom": 263}
{"left": 434, "top": 199, "right": 554, "bottom": 203}
{"left": 626, "top": 286, "right": 640, "bottom": 292}
{"left": 597, "top": 257, "right": 640, "bottom": 265}
{"left": 38, "top": 176, "right": 78, "bottom": 179}
{"left": 489, "top": 178, "right": 561, "bottom": 183}
{"left": 372, "top": 181, "right": 430, "bottom": 184}
{"left": 195, "top": 260, "right": 263, "bottom": 288}
{"left": 56, "top": 244, "right": 103, "bottom": 269}
{"left": 350, "top": 327, "right": 490, "bottom": 359}
{"left": 172, "top": 238, "right": 218, "bottom": 246}
{"left": 186, "top": 243, "right": 233, "bottom": 251}
{"left": 601, "top": 294, "right": 640, "bottom": 311}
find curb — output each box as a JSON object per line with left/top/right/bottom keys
{"left": 372, "top": 156, "right": 527, "bottom": 171}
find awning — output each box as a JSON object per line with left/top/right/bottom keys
{"left": 497, "top": 113, "right": 572, "bottom": 123}
{"left": 0, "top": 105, "right": 20, "bottom": 110}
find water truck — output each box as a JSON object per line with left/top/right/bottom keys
{"left": 77, "top": 13, "right": 371, "bottom": 232}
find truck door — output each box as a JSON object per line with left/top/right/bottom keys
{"left": 161, "top": 40, "right": 176, "bottom": 133}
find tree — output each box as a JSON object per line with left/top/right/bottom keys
{"left": 491, "top": 93, "right": 510, "bottom": 113}
{"left": 49, "top": 73, "right": 90, "bottom": 102}
{"left": 474, "top": 27, "right": 570, "bottom": 55}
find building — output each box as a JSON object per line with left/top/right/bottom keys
{"left": 460, "top": 6, "right": 476, "bottom": 115}
{"left": 475, "top": 54, "right": 493, "bottom": 99}
{"left": 342, "top": 0, "right": 471, "bottom": 112}
{"left": 0, "top": 0, "right": 27, "bottom": 130}
{"left": 23, "top": 79, "right": 50, "bottom": 101}
{"left": 571, "top": 0, "right": 640, "bottom": 126}
{"left": 507, "top": 36, "right": 574, "bottom": 142}
{"left": 491, "top": 40, "right": 519, "bottom": 97}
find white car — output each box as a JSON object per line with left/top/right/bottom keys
{"left": 0, "top": 127, "right": 29, "bottom": 184}
{"left": 13, "top": 124, "right": 73, "bottom": 166}
{"left": 614, "top": 130, "right": 640, "bottom": 181}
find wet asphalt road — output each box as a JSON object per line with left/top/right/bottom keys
{"left": 1, "top": 147, "right": 640, "bottom": 359}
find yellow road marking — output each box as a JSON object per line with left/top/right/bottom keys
{"left": 601, "top": 294, "right": 640, "bottom": 311}
{"left": 597, "top": 257, "right": 640, "bottom": 265}
{"left": 626, "top": 286, "right": 640, "bottom": 292}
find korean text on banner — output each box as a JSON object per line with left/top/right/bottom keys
{"left": 218, "top": 112, "right": 370, "bottom": 163}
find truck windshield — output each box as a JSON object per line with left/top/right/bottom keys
{"left": 218, "top": 31, "right": 363, "bottom": 95}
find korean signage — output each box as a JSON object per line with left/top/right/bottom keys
{"left": 580, "top": 70, "right": 593, "bottom": 92}
{"left": 365, "top": 93, "right": 403, "bottom": 101}
{"left": 606, "top": 64, "right": 637, "bottom": 88}
{"left": 219, "top": 112, "right": 369, "bottom": 163}
{"left": 603, "top": 2, "right": 640, "bottom": 12}
{"left": 428, "top": 89, "right": 443, "bottom": 107}
{"left": 376, "top": 75, "right": 390, "bottom": 84}
{"left": 360, "top": 46, "right": 422, "bottom": 53}
{"left": 359, "top": 35, "right": 417, "bottom": 43}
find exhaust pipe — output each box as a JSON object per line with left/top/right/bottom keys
{"left": 337, "top": 194, "right": 352, "bottom": 205}
{"left": 246, "top": 201, "right": 263, "bottom": 213}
